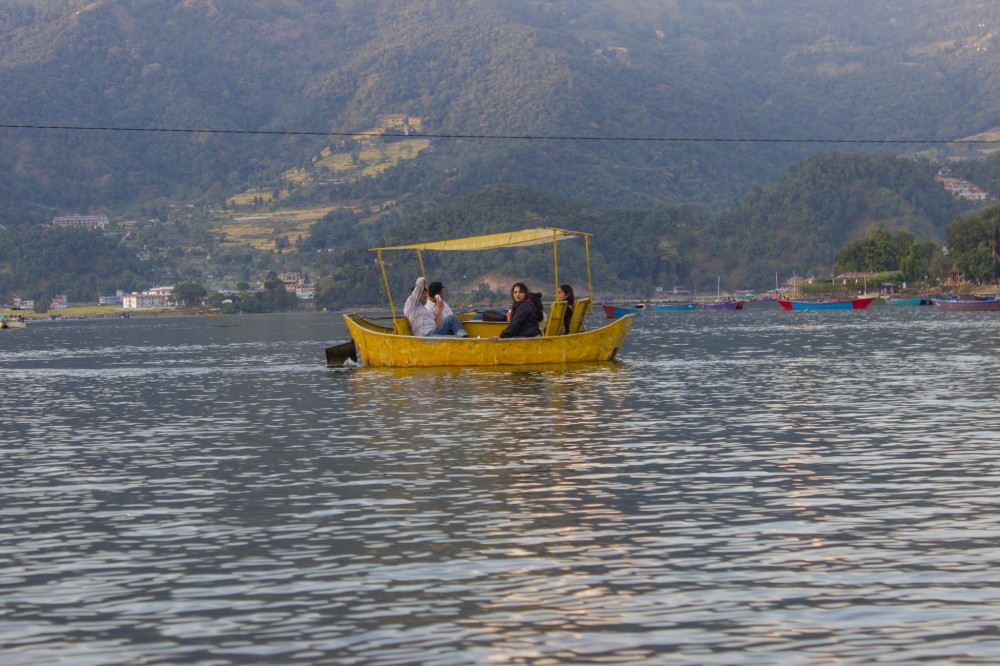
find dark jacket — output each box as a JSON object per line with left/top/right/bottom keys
{"left": 499, "top": 299, "right": 541, "bottom": 338}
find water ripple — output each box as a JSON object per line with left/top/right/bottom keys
{"left": 2, "top": 308, "right": 999, "bottom": 664}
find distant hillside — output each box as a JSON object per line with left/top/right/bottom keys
{"left": 1, "top": 149, "right": 993, "bottom": 305}
{"left": 3, "top": 1, "right": 1000, "bottom": 304}
{"left": 707, "top": 153, "right": 980, "bottom": 288}
{"left": 0, "top": 225, "right": 155, "bottom": 304}
{"left": 306, "top": 153, "right": 986, "bottom": 308}
{"left": 2, "top": 0, "right": 1000, "bottom": 223}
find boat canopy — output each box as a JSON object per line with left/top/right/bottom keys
{"left": 370, "top": 227, "right": 593, "bottom": 321}
{"left": 372, "top": 227, "right": 588, "bottom": 252}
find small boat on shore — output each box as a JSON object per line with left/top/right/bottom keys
{"left": 930, "top": 296, "right": 1000, "bottom": 311}
{"left": 777, "top": 297, "right": 876, "bottom": 311}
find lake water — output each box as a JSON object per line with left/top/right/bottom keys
{"left": 2, "top": 305, "right": 999, "bottom": 665}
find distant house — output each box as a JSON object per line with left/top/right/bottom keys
{"left": 834, "top": 272, "right": 880, "bottom": 285}
{"left": 935, "top": 170, "right": 992, "bottom": 201}
{"left": 122, "top": 287, "right": 175, "bottom": 310}
{"left": 52, "top": 214, "right": 109, "bottom": 230}
{"left": 278, "top": 272, "right": 305, "bottom": 289}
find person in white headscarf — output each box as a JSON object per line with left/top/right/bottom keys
{"left": 404, "top": 277, "right": 468, "bottom": 337}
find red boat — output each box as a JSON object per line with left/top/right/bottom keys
{"left": 777, "top": 297, "right": 876, "bottom": 311}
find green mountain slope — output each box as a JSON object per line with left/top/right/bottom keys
{"left": 2, "top": 0, "right": 1000, "bottom": 304}
{"left": 707, "top": 153, "right": 977, "bottom": 289}
{"left": 2, "top": 0, "right": 1000, "bottom": 222}
{"left": 306, "top": 153, "right": 984, "bottom": 307}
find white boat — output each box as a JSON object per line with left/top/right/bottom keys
{"left": 0, "top": 314, "right": 27, "bottom": 329}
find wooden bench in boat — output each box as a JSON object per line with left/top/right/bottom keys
{"left": 543, "top": 300, "right": 568, "bottom": 336}
{"left": 567, "top": 298, "right": 590, "bottom": 334}
{"left": 394, "top": 317, "right": 413, "bottom": 335}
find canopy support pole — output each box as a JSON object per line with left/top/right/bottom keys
{"left": 585, "top": 236, "right": 594, "bottom": 313}
{"left": 552, "top": 228, "right": 559, "bottom": 297}
{"left": 377, "top": 249, "right": 397, "bottom": 322}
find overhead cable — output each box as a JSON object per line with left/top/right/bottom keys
{"left": 1, "top": 123, "right": 998, "bottom": 144}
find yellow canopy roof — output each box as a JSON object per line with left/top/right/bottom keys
{"left": 372, "top": 227, "right": 589, "bottom": 252}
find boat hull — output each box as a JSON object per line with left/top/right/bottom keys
{"left": 343, "top": 313, "right": 634, "bottom": 367}
{"left": 602, "top": 303, "right": 644, "bottom": 318}
{"left": 0, "top": 319, "right": 26, "bottom": 329}
{"left": 931, "top": 297, "right": 1000, "bottom": 311}
{"left": 645, "top": 303, "right": 698, "bottom": 311}
{"left": 886, "top": 297, "right": 925, "bottom": 306}
{"left": 777, "top": 297, "right": 876, "bottom": 310}
{"left": 699, "top": 301, "right": 744, "bottom": 310}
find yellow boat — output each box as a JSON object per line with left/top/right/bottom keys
{"left": 332, "top": 227, "right": 635, "bottom": 367}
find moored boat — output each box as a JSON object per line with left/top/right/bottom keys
{"left": 645, "top": 302, "right": 698, "bottom": 311}
{"left": 777, "top": 297, "right": 876, "bottom": 310}
{"left": 332, "top": 227, "right": 635, "bottom": 367}
{"left": 930, "top": 296, "right": 1000, "bottom": 311}
{"left": 602, "top": 302, "right": 645, "bottom": 318}
{"left": 700, "top": 300, "right": 745, "bottom": 310}
{"left": 886, "top": 297, "right": 926, "bottom": 306}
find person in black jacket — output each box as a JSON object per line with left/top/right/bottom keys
{"left": 556, "top": 284, "right": 575, "bottom": 334}
{"left": 490, "top": 282, "right": 541, "bottom": 340}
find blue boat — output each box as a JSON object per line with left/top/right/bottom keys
{"left": 646, "top": 302, "right": 698, "bottom": 311}
{"left": 886, "top": 297, "right": 927, "bottom": 306}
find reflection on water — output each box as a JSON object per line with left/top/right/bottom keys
{"left": 2, "top": 308, "right": 999, "bottom": 664}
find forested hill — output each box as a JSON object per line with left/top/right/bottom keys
{"left": 0, "top": 150, "right": 992, "bottom": 305}
{"left": 2, "top": 0, "right": 1000, "bottom": 225}
{"left": 307, "top": 153, "right": 986, "bottom": 305}
{"left": 708, "top": 153, "right": 979, "bottom": 288}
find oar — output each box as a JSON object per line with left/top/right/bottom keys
{"left": 325, "top": 338, "right": 358, "bottom": 366}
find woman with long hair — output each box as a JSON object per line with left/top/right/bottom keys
{"left": 490, "top": 282, "right": 542, "bottom": 339}
{"left": 556, "top": 284, "right": 575, "bottom": 334}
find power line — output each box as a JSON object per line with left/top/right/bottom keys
{"left": 1, "top": 122, "right": 999, "bottom": 144}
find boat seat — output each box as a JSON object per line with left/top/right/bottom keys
{"left": 393, "top": 317, "right": 413, "bottom": 335}
{"left": 544, "top": 301, "right": 568, "bottom": 336}
{"left": 567, "top": 298, "right": 590, "bottom": 334}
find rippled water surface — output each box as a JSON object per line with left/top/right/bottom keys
{"left": 3, "top": 307, "right": 999, "bottom": 664}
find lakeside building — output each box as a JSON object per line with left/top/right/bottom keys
{"left": 52, "top": 214, "right": 110, "bottom": 229}
{"left": 122, "top": 287, "right": 175, "bottom": 310}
